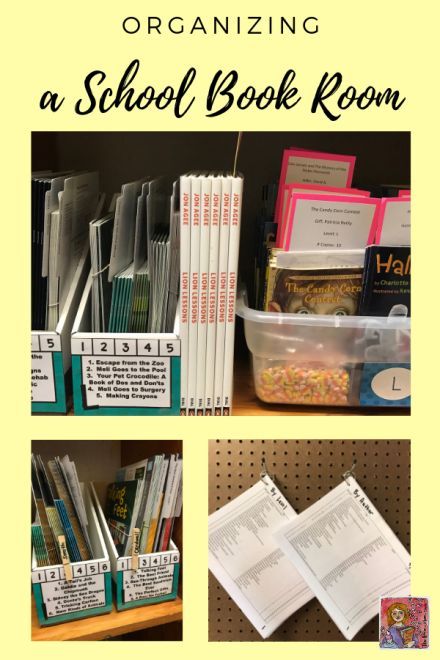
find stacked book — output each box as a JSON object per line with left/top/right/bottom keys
{"left": 89, "top": 177, "right": 179, "bottom": 334}
{"left": 255, "top": 147, "right": 411, "bottom": 318}
{"left": 31, "top": 454, "right": 94, "bottom": 566}
{"left": 180, "top": 172, "right": 244, "bottom": 415}
{"left": 105, "top": 454, "right": 182, "bottom": 556}
{"left": 31, "top": 171, "right": 99, "bottom": 331}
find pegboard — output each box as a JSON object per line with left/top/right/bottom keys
{"left": 208, "top": 439, "right": 410, "bottom": 642}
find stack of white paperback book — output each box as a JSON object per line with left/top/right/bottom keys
{"left": 180, "top": 172, "right": 244, "bottom": 415}
{"left": 208, "top": 474, "right": 410, "bottom": 640}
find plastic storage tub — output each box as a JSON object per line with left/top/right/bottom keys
{"left": 236, "top": 289, "right": 410, "bottom": 407}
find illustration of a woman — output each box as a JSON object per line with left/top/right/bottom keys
{"left": 380, "top": 602, "right": 417, "bottom": 648}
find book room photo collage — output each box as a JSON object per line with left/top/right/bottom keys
{"left": 30, "top": 131, "right": 418, "bottom": 645}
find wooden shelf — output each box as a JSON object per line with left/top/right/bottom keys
{"left": 32, "top": 596, "right": 183, "bottom": 641}
{"left": 232, "top": 358, "right": 410, "bottom": 416}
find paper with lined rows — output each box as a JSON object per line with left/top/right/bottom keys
{"left": 274, "top": 476, "right": 411, "bottom": 640}
{"left": 208, "top": 476, "right": 313, "bottom": 638}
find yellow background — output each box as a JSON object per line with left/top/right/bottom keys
{"left": 1, "top": 0, "right": 437, "bottom": 655}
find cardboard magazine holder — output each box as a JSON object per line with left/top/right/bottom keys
{"left": 31, "top": 251, "right": 90, "bottom": 414}
{"left": 91, "top": 482, "right": 180, "bottom": 611}
{"left": 31, "top": 484, "right": 112, "bottom": 626}
{"left": 71, "top": 275, "right": 181, "bottom": 415}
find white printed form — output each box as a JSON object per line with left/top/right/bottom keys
{"left": 286, "top": 196, "right": 377, "bottom": 251}
{"left": 208, "top": 476, "right": 313, "bottom": 638}
{"left": 378, "top": 199, "right": 411, "bottom": 246}
{"left": 274, "top": 477, "right": 410, "bottom": 640}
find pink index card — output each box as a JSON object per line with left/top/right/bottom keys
{"left": 283, "top": 193, "right": 380, "bottom": 252}
{"left": 274, "top": 148, "right": 356, "bottom": 221}
{"left": 276, "top": 185, "right": 370, "bottom": 249}
{"left": 398, "top": 189, "right": 411, "bottom": 197}
{"left": 374, "top": 198, "right": 411, "bottom": 246}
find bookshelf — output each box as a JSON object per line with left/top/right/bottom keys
{"left": 32, "top": 131, "right": 410, "bottom": 417}
{"left": 32, "top": 131, "right": 410, "bottom": 295}
{"left": 31, "top": 440, "right": 183, "bottom": 641}
{"left": 31, "top": 597, "right": 183, "bottom": 641}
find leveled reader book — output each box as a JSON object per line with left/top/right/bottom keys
{"left": 87, "top": 177, "right": 177, "bottom": 336}
{"left": 274, "top": 148, "right": 356, "bottom": 222}
{"left": 188, "top": 174, "right": 202, "bottom": 414}
{"left": 61, "top": 455, "right": 89, "bottom": 532}
{"left": 31, "top": 171, "right": 99, "bottom": 331}
{"left": 54, "top": 499, "right": 82, "bottom": 562}
{"left": 254, "top": 183, "right": 278, "bottom": 310}
{"left": 108, "top": 263, "right": 135, "bottom": 332}
{"left": 277, "top": 185, "right": 371, "bottom": 251}
{"left": 208, "top": 476, "right": 313, "bottom": 639}
{"left": 133, "top": 179, "right": 151, "bottom": 272}
{"left": 358, "top": 246, "right": 411, "bottom": 317}
{"left": 282, "top": 194, "right": 379, "bottom": 253}
{"left": 105, "top": 480, "right": 140, "bottom": 556}
{"left": 179, "top": 176, "right": 191, "bottom": 411}
{"left": 213, "top": 175, "right": 232, "bottom": 415}
{"left": 139, "top": 454, "right": 165, "bottom": 552}
{"left": 179, "top": 170, "right": 243, "bottom": 415}
{"left": 32, "top": 524, "right": 50, "bottom": 567}
{"left": 31, "top": 482, "right": 59, "bottom": 566}
{"left": 47, "top": 458, "right": 93, "bottom": 560}
{"left": 31, "top": 453, "right": 95, "bottom": 565}
{"left": 168, "top": 475, "right": 183, "bottom": 545}
{"left": 32, "top": 172, "right": 52, "bottom": 330}
{"left": 274, "top": 476, "right": 411, "bottom": 641}
{"left": 90, "top": 212, "right": 114, "bottom": 332}
{"left": 32, "top": 455, "right": 65, "bottom": 555}
{"left": 145, "top": 457, "right": 170, "bottom": 553}
{"left": 166, "top": 181, "right": 181, "bottom": 332}
{"left": 116, "top": 458, "right": 153, "bottom": 529}
{"left": 222, "top": 174, "right": 244, "bottom": 413}
{"left": 205, "top": 175, "right": 222, "bottom": 412}
{"left": 130, "top": 262, "right": 149, "bottom": 332}
{"left": 375, "top": 198, "right": 411, "bottom": 246}
{"left": 32, "top": 171, "right": 69, "bottom": 330}
{"left": 148, "top": 232, "right": 171, "bottom": 332}
{"left": 255, "top": 217, "right": 277, "bottom": 311}
{"left": 264, "top": 262, "right": 363, "bottom": 316}
{"left": 102, "top": 454, "right": 182, "bottom": 559}
{"left": 55, "top": 173, "right": 100, "bottom": 325}
{"left": 154, "top": 455, "right": 182, "bottom": 552}
{"left": 196, "top": 175, "right": 212, "bottom": 414}
{"left": 108, "top": 180, "right": 143, "bottom": 281}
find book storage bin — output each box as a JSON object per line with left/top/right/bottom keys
{"left": 236, "top": 289, "right": 411, "bottom": 407}
{"left": 91, "top": 483, "right": 180, "bottom": 611}
{"left": 70, "top": 275, "right": 181, "bottom": 415}
{"left": 32, "top": 252, "right": 90, "bottom": 413}
{"left": 32, "top": 484, "right": 112, "bottom": 626}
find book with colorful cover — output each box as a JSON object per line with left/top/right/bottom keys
{"left": 105, "top": 480, "right": 140, "bottom": 556}
{"left": 265, "top": 265, "right": 363, "bottom": 316}
{"left": 358, "top": 245, "right": 411, "bottom": 317}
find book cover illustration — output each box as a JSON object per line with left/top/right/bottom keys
{"left": 105, "top": 480, "right": 139, "bottom": 556}
{"left": 358, "top": 246, "right": 410, "bottom": 317}
{"left": 380, "top": 598, "right": 429, "bottom": 649}
{"left": 265, "top": 266, "right": 363, "bottom": 316}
